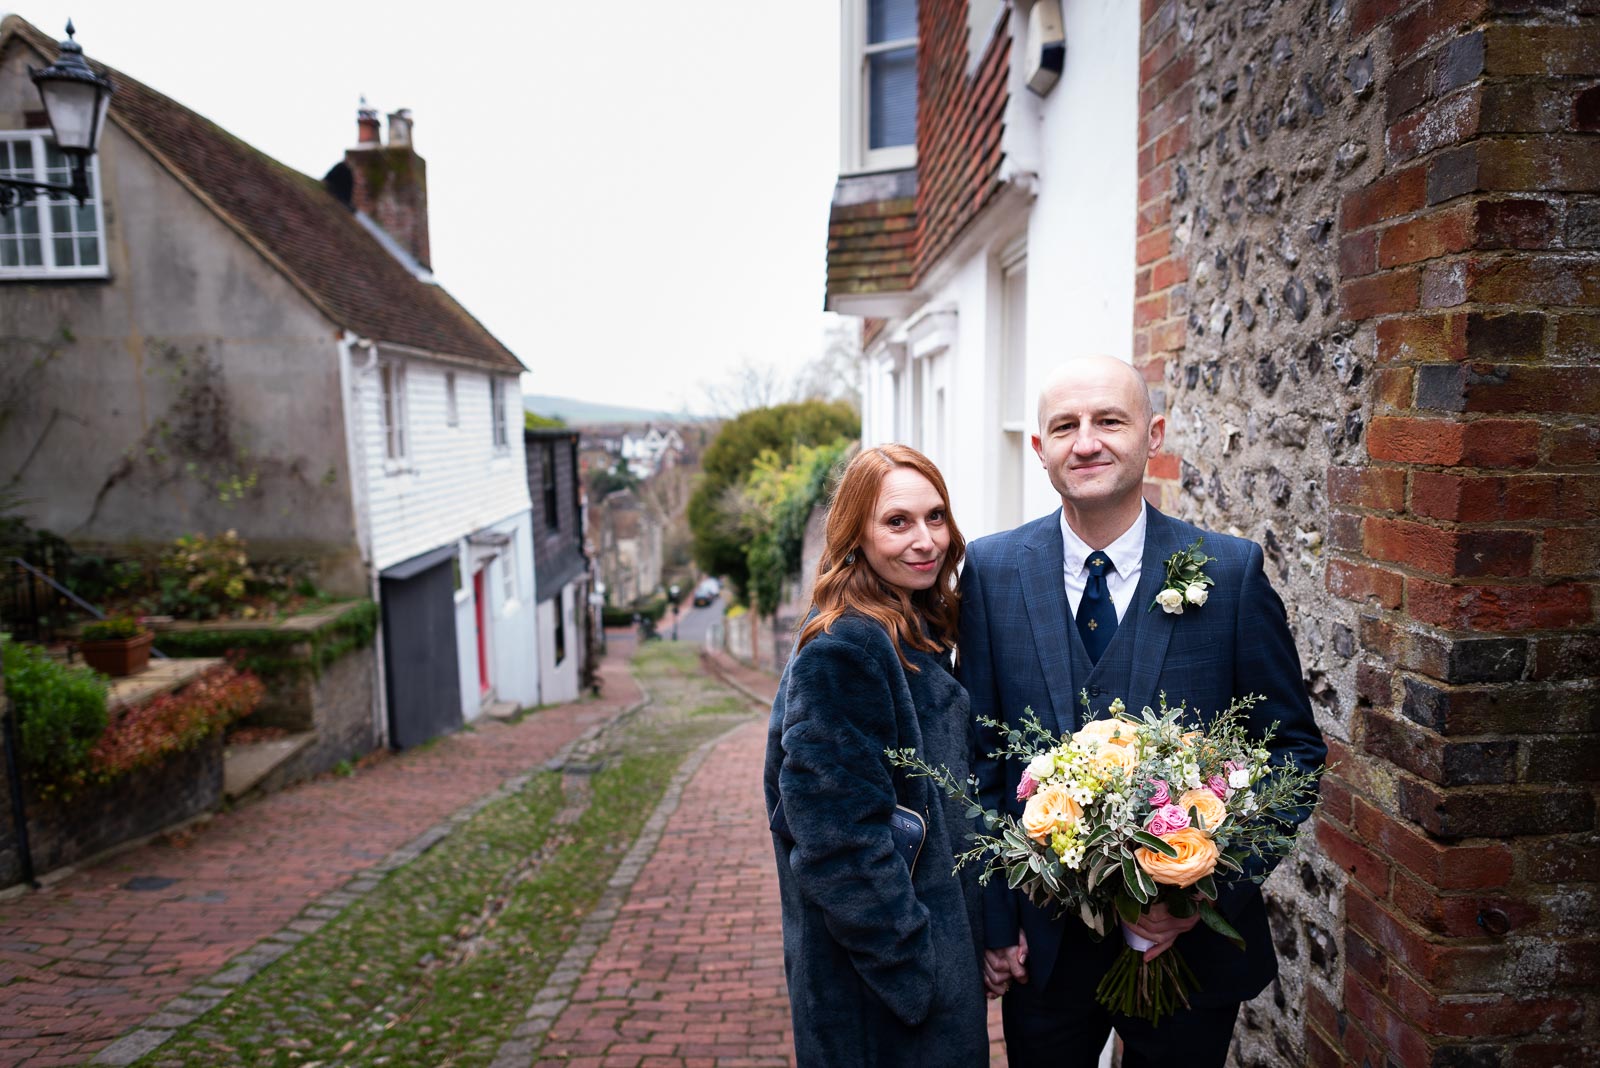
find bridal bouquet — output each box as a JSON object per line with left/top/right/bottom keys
{"left": 888, "top": 693, "right": 1321, "bottom": 1024}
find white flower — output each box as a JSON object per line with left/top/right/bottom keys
{"left": 1026, "top": 753, "right": 1057, "bottom": 781}
{"left": 1228, "top": 768, "right": 1253, "bottom": 790}
{"left": 1156, "top": 588, "right": 1185, "bottom": 614}
{"left": 1185, "top": 583, "right": 1209, "bottom": 606}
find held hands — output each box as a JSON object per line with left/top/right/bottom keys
{"left": 981, "top": 930, "right": 1029, "bottom": 999}
{"left": 1125, "top": 901, "right": 1201, "bottom": 962}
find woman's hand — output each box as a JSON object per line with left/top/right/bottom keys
{"left": 981, "top": 931, "right": 1029, "bottom": 998}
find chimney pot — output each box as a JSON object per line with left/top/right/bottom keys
{"left": 356, "top": 97, "right": 380, "bottom": 145}
{"left": 387, "top": 109, "right": 413, "bottom": 147}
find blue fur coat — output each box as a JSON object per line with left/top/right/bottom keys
{"left": 763, "top": 614, "right": 987, "bottom": 1067}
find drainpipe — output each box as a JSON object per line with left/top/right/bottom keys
{"left": 337, "top": 331, "right": 390, "bottom": 750}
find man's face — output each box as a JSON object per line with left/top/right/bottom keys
{"left": 1031, "top": 363, "right": 1164, "bottom": 514}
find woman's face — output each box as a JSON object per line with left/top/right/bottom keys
{"left": 861, "top": 467, "right": 951, "bottom": 594}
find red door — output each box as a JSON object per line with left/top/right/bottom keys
{"left": 473, "top": 569, "right": 491, "bottom": 697}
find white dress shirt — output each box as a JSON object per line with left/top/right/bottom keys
{"left": 1060, "top": 503, "right": 1147, "bottom": 624}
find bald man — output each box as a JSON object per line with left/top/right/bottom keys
{"left": 957, "top": 356, "right": 1325, "bottom": 1067}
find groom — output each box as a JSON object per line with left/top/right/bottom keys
{"left": 958, "top": 356, "right": 1326, "bottom": 1067}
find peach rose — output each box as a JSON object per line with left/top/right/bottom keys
{"left": 1093, "top": 742, "right": 1139, "bottom": 781}
{"left": 1178, "top": 788, "right": 1228, "bottom": 833}
{"left": 1135, "top": 827, "right": 1220, "bottom": 888}
{"left": 1021, "top": 783, "right": 1083, "bottom": 843}
{"left": 1076, "top": 718, "right": 1136, "bottom": 748}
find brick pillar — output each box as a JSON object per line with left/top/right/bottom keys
{"left": 1133, "top": 0, "right": 1192, "bottom": 507}
{"left": 1318, "top": 4, "right": 1599, "bottom": 1065}
{"left": 1137, "top": 0, "right": 1599, "bottom": 1064}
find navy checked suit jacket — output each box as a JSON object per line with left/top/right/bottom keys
{"left": 957, "top": 504, "right": 1327, "bottom": 1002}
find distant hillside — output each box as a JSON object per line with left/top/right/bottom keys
{"left": 523, "top": 394, "right": 694, "bottom": 427}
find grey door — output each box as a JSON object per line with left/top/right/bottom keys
{"left": 380, "top": 548, "right": 462, "bottom": 749}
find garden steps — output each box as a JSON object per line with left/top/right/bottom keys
{"left": 223, "top": 731, "right": 316, "bottom": 801}
{"left": 106, "top": 656, "right": 226, "bottom": 710}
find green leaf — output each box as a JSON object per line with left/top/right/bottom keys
{"left": 1121, "top": 854, "right": 1150, "bottom": 904}
{"left": 1135, "top": 864, "right": 1158, "bottom": 901}
{"left": 1086, "top": 823, "right": 1115, "bottom": 848}
{"left": 1130, "top": 829, "right": 1179, "bottom": 857}
{"left": 1114, "top": 893, "right": 1142, "bottom": 926}
{"left": 1198, "top": 901, "right": 1246, "bottom": 950}
{"left": 1007, "top": 862, "right": 1029, "bottom": 890}
{"left": 1194, "top": 874, "right": 1218, "bottom": 901}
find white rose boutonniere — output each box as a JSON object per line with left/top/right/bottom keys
{"left": 1150, "top": 538, "right": 1216, "bottom": 615}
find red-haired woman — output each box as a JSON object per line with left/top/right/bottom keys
{"left": 762, "top": 444, "right": 987, "bottom": 1066}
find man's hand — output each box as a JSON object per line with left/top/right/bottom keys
{"left": 1126, "top": 902, "right": 1201, "bottom": 962}
{"left": 981, "top": 931, "right": 1029, "bottom": 998}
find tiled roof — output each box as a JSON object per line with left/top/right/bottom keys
{"left": 826, "top": 193, "right": 917, "bottom": 302}
{"left": 914, "top": 0, "right": 1010, "bottom": 284}
{"left": 3, "top": 17, "right": 523, "bottom": 375}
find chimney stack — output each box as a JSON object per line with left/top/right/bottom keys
{"left": 344, "top": 101, "right": 430, "bottom": 270}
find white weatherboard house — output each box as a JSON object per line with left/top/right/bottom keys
{"left": 0, "top": 17, "right": 539, "bottom": 746}
{"left": 828, "top": 0, "right": 1139, "bottom": 540}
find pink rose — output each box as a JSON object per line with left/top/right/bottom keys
{"left": 1017, "top": 770, "right": 1038, "bottom": 802}
{"left": 1148, "top": 778, "right": 1171, "bottom": 806}
{"left": 1207, "top": 774, "right": 1231, "bottom": 801}
{"left": 1145, "top": 804, "right": 1192, "bottom": 837}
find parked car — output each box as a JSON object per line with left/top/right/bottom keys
{"left": 692, "top": 578, "right": 721, "bottom": 607}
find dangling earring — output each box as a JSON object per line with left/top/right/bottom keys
{"left": 843, "top": 551, "right": 856, "bottom": 565}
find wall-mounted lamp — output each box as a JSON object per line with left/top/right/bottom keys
{"left": 1, "top": 21, "right": 115, "bottom": 216}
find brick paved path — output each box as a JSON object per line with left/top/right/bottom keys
{"left": 0, "top": 655, "right": 642, "bottom": 1068}
{"left": 527, "top": 652, "right": 1005, "bottom": 1067}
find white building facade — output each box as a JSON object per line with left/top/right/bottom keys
{"left": 833, "top": 0, "right": 1140, "bottom": 541}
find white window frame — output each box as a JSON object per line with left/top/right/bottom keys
{"left": 445, "top": 370, "right": 459, "bottom": 427}
{"left": 490, "top": 376, "right": 509, "bottom": 450}
{"left": 379, "top": 359, "right": 409, "bottom": 466}
{"left": 502, "top": 541, "right": 517, "bottom": 605}
{"left": 841, "top": 0, "right": 918, "bottom": 175}
{"left": 0, "top": 129, "right": 109, "bottom": 280}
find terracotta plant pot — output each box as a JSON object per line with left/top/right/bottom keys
{"left": 80, "top": 630, "right": 154, "bottom": 677}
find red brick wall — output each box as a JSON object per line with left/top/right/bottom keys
{"left": 1139, "top": 0, "right": 1600, "bottom": 1063}
{"left": 913, "top": 0, "right": 1011, "bottom": 285}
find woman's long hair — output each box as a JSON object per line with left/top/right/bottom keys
{"left": 797, "top": 444, "right": 965, "bottom": 671}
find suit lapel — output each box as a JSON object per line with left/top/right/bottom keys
{"left": 1018, "top": 512, "right": 1079, "bottom": 735}
{"left": 1126, "top": 507, "right": 1184, "bottom": 716}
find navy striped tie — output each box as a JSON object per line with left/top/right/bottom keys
{"left": 1076, "top": 554, "right": 1117, "bottom": 663}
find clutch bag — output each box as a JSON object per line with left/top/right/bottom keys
{"left": 768, "top": 797, "right": 927, "bottom": 875}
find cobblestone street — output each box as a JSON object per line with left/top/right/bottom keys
{"left": 1, "top": 645, "right": 1005, "bottom": 1067}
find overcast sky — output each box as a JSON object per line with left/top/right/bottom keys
{"left": 7, "top": 2, "right": 844, "bottom": 414}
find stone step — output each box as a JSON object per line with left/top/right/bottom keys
{"left": 483, "top": 700, "right": 520, "bottom": 721}
{"left": 224, "top": 732, "right": 317, "bottom": 801}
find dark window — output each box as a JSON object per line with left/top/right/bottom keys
{"left": 542, "top": 440, "right": 559, "bottom": 531}
{"left": 569, "top": 440, "right": 582, "bottom": 535}
{"left": 553, "top": 596, "right": 567, "bottom": 665}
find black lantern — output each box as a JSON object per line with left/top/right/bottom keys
{"left": 0, "top": 21, "right": 114, "bottom": 214}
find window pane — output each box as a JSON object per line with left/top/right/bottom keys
{"left": 868, "top": 0, "right": 916, "bottom": 44}
{"left": 76, "top": 204, "right": 96, "bottom": 232}
{"left": 869, "top": 47, "right": 917, "bottom": 149}
{"left": 12, "top": 140, "right": 32, "bottom": 171}
{"left": 79, "top": 236, "right": 99, "bottom": 266}
{"left": 51, "top": 204, "right": 71, "bottom": 233}
{"left": 19, "top": 204, "right": 40, "bottom": 236}
{"left": 22, "top": 237, "right": 42, "bottom": 266}
{"left": 1, "top": 239, "right": 16, "bottom": 267}
{"left": 54, "top": 236, "right": 74, "bottom": 266}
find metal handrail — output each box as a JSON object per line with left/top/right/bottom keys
{"left": 5, "top": 556, "right": 167, "bottom": 658}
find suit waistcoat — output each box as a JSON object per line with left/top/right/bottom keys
{"left": 1066, "top": 592, "right": 1145, "bottom": 725}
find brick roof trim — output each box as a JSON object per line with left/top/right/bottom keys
{"left": 1, "top": 16, "right": 525, "bottom": 376}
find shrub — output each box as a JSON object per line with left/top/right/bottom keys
{"left": 81, "top": 616, "right": 147, "bottom": 641}
{"left": 1, "top": 636, "right": 109, "bottom": 783}
{"left": 157, "top": 530, "right": 257, "bottom": 620}
{"left": 88, "top": 665, "right": 264, "bottom": 782}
